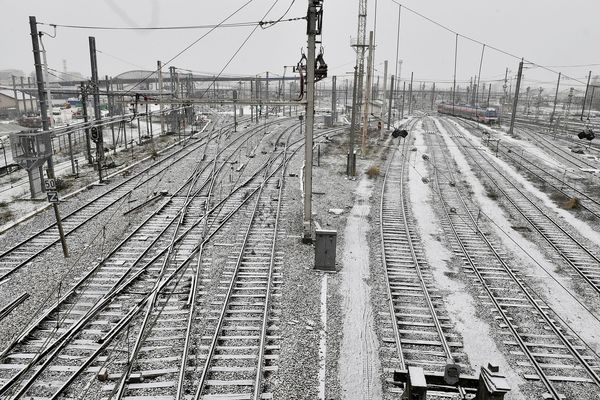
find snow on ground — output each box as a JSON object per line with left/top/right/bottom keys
{"left": 433, "top": 117, "right": 600, "bottom": 354}
{"left": 478, "top": 123, "right": 572, "bottom": 172}
{"left": 338, "top": 177, "right": 382, "bottom": 400}
{"left": 449, "top": 119, "right": 600, "bottom": 247}
{"left": 409, "top": 121, "right": 527, "bottom": 399}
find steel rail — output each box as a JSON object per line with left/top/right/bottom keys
{"left": 432, "top": 116, "right": 600, "bottom": 397}
{"left": 447, "top": 120, "right": 600, "bottom": 295}
{"left": 382, "top": 117, "right": 467, "bottom": 398}
{"left": 0, "top": 119, "right": 288, "bottom": 398}
{"left": 379, "top": 120, "right": 420, "bottom": 370}
{"left": 36, "top": 121, "right": 320, "bottom": 400}
{"left": 192, "top": 140, "right": 284, "bottom": 399}
{"left": 5, "top": 144, "right": 280, "bottom": 400}
{"left": 0, "top": 126, "right": 214, "bottom": 283}
{"left": 111, "top": 122, "right": 238, "bottom": 399}
{"left": 252, "top": 129, "right": 294, "bottom": 400}
{"left": 0, "top": 120, "right": 252, "bottom": 361}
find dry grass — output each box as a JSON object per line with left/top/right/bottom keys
{"left": 55, "top": 178, "right": 72, "bottom": 191}
{"left": 562, "top": 197, "right": 580, "bottom": 209}
{"left": 0, "top": 202, "right": 12, "bottom": 224}
{"left": 365, "top": 165, "right": 380, "bottom": 179}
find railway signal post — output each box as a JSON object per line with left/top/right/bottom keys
{"left": 89, "top": 36, "right": 104, "bottom": 183}
{"left": 508, "top": 59, "right": 523, "bottom": 136}
{"left": 303, "top": 0, "right": 323, "bottom": 242}
{"left": 29, "top": 15, "right": 69, "bottom": 258}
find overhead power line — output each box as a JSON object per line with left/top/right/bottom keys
{"left": 391, "top": 1, "right": 591, "bottom": 86}
{"left": 38, "top": 16, "right": 305, "bottom": 31}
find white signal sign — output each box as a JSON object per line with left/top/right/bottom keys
{"left": 44, "top": 178, "right": 56, "bottom": 191}
{"left": 47, "top": 191, "right": 59, "bottom": 204}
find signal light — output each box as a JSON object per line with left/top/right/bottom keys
{"left": 90, "top": 126, "right": 100, "bottom": 142}
{"left": 392, "top": 129, "right": 408, "bottom": 138}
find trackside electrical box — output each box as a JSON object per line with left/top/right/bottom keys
{"left": 314, "top": 229, "right": 337, "bottom": 271}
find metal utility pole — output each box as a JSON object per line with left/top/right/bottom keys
{"left": 233, "top": 90, "right": 238, "bottom": 132}
{"left": 581, "top": 70, "right": 592, "bottom": 121}
{"left": 407, "top": 72, "right": 413, "bottom": 114}
{"left": 587, "top": 86, "right": 596, "bottom": 120}
{"left": 401, "top": 81, "right": 406, "bottom": 118}
{"left": 508, "top": 59, "right": 524, "bottom": 136}
{"left": 30, "top": 15, "right": 68, "bottom": 258}
{"left": 158, "top": 61, "right": 165, "bottom": 134}
{"left": 20, "top": 77, "right": 28, "bottom": 114}
{"left": 106, "top": 75, "right": 116, "bottom": 152}
{"left": 28, "top": 77, "right": 35, "bottom": 111}
{"left": 487, "top": 83, "right": 492, "bottom": 107}
{"left": 565, "top": 87, "right": 574, "bottom": 131}
{"left": 431, "top": 82, "right": 435, "bottom": 110}
{"left": 348, "top": 66, "right": 359, "bottom": 177}
{"left": 266, "top": 71, "right": 269, "bottom": 119}
{"left": 382, "top": 60, "right": 388, "bottom": 119}
{"left": 302, "top": 0, "right": 322, "bottom": 242}
{"left": 169, "top": 66, "right": 178, "bottom": 134}
{"left": 38, "top": 33, "right": 53, "bottom": 128}
{"left": 11, "top": 76, "right": 21, "bottom": 115}
{"left": 331, "top": 76, "right": 337, "bottom": 124}
{"left": 452, "top": 34, "right": 458, "bottom": 114}
{"left": 89, "top": 36, "right": 104, "bottom": 182}
{"left": 250, "top": 80, "right": 254, "bottom": 122}
{"left": 535, "top": 87, "right": 543, "bottom": 120}
{"left": 353, "top": 0, "right": 368, "bottom": 118}
{"left": 361, "top": 31, "right": 374, "bottom": 155}
{"left": 393, "top": 3, "right": 401, "bottom": 110}
{"left": 502, "top": 67, "right": 509, "bottom": 105}
{"left": 81, "top": 83, "right": 93, "bottom": 164}
{"left": 549, "top": 72, "right": 561, "bottom": 123}
{"left": 387, "top": 75, "right": 394, "bottom": 129}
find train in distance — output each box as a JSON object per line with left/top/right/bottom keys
{"left": 437, "top": 102, "right": 499, "bottom": 125}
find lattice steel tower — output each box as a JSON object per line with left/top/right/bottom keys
{"left": 352, "top": 0, "right": 368, "bottom": 110}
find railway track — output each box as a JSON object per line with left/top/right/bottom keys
{"left": 0, "top": 119, "right": 343, "bottom": 399}
{"left": 455, "top": 119, "right": 600, "bottom": 222}
{"left": 426, "top": 116, "right": 600, "bottom": 399}
{"left": 514, "top": 117, "right": 600, "bottom": 154}
{"left": 379, "top": 118, "right": 471, "bottom": 397}
{"left": 0, "top": 119, "right": 287, "bottom": 399}
{"left": 516, "top": 125, "right": 600, "bottom": 171}
{"left": 437, "top": 118, "right": 600, "bottom": 295}
{"left": 494, "top": 130, "right": 600, "bottom": 221}
{"left": 0, "top": 118, "right": 258, "bottom": 286}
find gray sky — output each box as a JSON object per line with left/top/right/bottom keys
{"left": 2, "top": 0, "right": 598, "bottom": 94}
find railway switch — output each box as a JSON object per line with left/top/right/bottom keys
{"left": 393, "top": 363, "right": 510, "bottom": 400}
{"left": 401, "top": 366, "right": 427, "bottom": 400}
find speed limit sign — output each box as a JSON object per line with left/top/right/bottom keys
{"left": 44, "top": 178, "right": 56, "bottom": 191}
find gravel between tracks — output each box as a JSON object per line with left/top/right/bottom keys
{"left": 0, "top": 134, "right": 210, "bottom": 350}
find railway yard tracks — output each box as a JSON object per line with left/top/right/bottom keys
{"left": 0, "top": 115, "right": 343, "bottom": 399}
{"left": 462, "top": 121, "right": 600, "bottom": 221}
{"left": 379, "top": 118, "right": 471, "bottom": 397}
{"left": 421, "top": 116, "right": 600, "bottom": 398}
{"left": 0, "top": 121, "right": 219, "bottom": 285}
{"left": 438, "top": 118, "right": 600, "bottom": 295}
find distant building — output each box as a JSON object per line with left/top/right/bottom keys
{"left": 0, "top": 89, "right": 38, "bottom": 116}
{"left": 0, "top": 70, "right": 26, "bottom": 85}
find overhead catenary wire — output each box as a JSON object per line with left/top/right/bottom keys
{"left": 196, "top": 0, "right": 285, "bottom": 100}
{"left": 38, "top": 16, "right": 305, "bottom": 31}
{"left": 390, "top": 1, "right": 591, "bottom": 86}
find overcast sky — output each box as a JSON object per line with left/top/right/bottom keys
{"left": 2, "top": 0, "right": 599, "bottom": 94}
